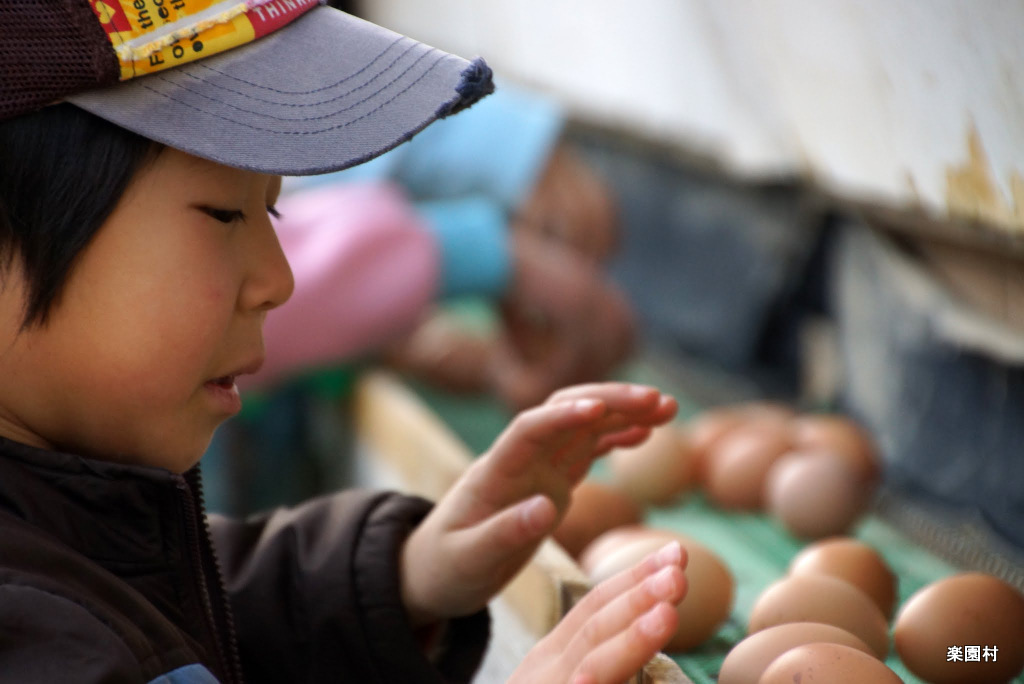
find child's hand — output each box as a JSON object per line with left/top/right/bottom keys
{"left": 400, "top": 383, "right": 677, "bottom": 626}
{"left": 509, "top": 540, "right": 687, "bottom": 684}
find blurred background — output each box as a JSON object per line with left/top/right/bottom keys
{"left": 357, "top": 0, "right": 1024, "bottom": 567}
{"left": 204, "top": 2, "right": 1024, "bottom": 680}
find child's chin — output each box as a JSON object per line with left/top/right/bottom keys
{"left": 162, "top": 432, "right": 217, "bottom": 474}
{"left": 163, "top": 451, "right": 205, "bottom": 474}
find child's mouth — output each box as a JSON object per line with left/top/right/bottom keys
{"left": 209, "top": 375, "right": 236, "bottom": 389}
{"left": 203, "top": 375, "right": 242, "bottom": 415}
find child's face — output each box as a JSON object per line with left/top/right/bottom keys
{"left": 0, "top": 148, "right": 293, "bottom": 472}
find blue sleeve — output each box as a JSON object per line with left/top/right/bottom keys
{"left": 285, "top": 84, "right": 565, "bottom": 209}
{"left": 417, "top": 197, "right": 511, "bottom": 299}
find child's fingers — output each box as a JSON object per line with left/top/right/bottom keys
{"left": 498, "top": 392, "right": 675, "bottom": 476}
{"left": 554, "top": 396, "right": 677, "bottom": 479}
{"left": 588, "top": 394, "right": 677, "bottom": 433}
{"left": 649, "top": 394, "right": 679, "bottom": 422}
{"left": 547, "top": 383, "right": 665, "bottom": 415}
{"left": 558, "top": 395, "right": 679, "bottom": 462}
{"left": 569, "top": 602, "right": 680, "bottom": 684}
{"left": 447, "top": 494, "right": 558, "bottom": 583}
{"left": 613, "top": 393, "right": 677, "bottom": 426}
{"left": 553, "top": 425, "right": 644, "bottom": 481}
{"left": 486, "top": 493, "right": 559, "bottom": 549}
{"left": 554, "top": 393, "right": 675, "bottom": 450}
{"left": 594, "top": 425, "right": 653, "bottom": 455}
{"left": 562, "top": 564, "right": 685, "bottom": 667}
{"left": 554, "top": 541, "right": 686, "bottom": 638}
{"left": 489, "top": 399, "right": 609, "bottom": 476}
{"left": 476, "top": 390, "right": 676, "bottom": 517}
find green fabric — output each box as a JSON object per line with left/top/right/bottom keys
{"left": 238, "top": 365, "right": 363, "bottom": 421}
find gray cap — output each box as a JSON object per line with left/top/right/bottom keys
{"left": 67, "top": 5, "right": 493, "bottom": 175}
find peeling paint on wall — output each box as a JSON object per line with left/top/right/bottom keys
{"left": 944, "top": 125, "right": 1022, "bottom": 234}
{"left": 1010, "top": 172, "right": 1024, "bottom": 226}
{"left": 904, "top": 171, "right": 921, "bottom": 202}
{"left": 368, "top": 0, "right": 1024, "bottom": 243}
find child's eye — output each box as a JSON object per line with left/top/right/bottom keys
{"left": 267, "top": 205, "right": 281, "bottom": 219}
{"left": 202, "top": 207, "right": 245, "bottom": 224}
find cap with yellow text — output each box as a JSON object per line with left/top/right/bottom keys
{"left": 0, "top": 0, "right": 493, "bottom": 174}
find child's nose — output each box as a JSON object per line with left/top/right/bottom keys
{"left": 242, "top": 220, "right": 295, "bottom": 313}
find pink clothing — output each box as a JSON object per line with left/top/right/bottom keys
{"left": 243, "top": 183, "right": 440, "bottom": 391}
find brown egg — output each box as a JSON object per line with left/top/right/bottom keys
{"left": 685, "top": 402, "right": 794, "bottom": 485}
{"left": 580, "top": 527, "right": 734, "bottom": 652}
{"left": 552, "top": 480, "right": 644, "bottom": 558}
{"left": 717, "top": 622, "right": 874, "bottom": 684}
{"left": 788, "top": 537, "right": 898, "bottom": 619}
{"left": 765, "top": 451, "right": 871, "bottom": 539}
{"left": 759, "top": 642, "right": 904, "bottom": 683}
{"left": 748, "top": 573, "right": 890, "bottom": 658}
{"left": 577, "top": 525, "right": 650, "bottom": 568}
{"left": 608, "top": 423, "right": 694, "bottom": 506}
{"left": 893, "top": 572, "right": 1024, "bottom": 683}
{"left": 792, "top": 414, "right": 880, "bottom": 481}
{"left": 704, "top": 421, "right": 794, "bottom": 510}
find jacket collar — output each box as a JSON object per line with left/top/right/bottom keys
{"left": 0, "top": 435, "right": 243, "bottom": 684}
{"left": 0, "top": 434, "right": 192, "bottom": 569}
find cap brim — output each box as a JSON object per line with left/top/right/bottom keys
{"left": 67, "top": 6, "right": 492, "bottom": 175}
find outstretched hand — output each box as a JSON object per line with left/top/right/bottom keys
{"left": 510, "top": 540, "right": 687, "bottom": 684}
{"left": 400, "top": 383, "right": 677, "bottom": 626}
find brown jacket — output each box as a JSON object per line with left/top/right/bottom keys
{"left": 0, "top": 436, "right": 489, "bottom": 683}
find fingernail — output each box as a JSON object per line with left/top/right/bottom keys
{"left": 647, "top": 566, "right": 677, "bottom": 597}
{"left": 654, "top": 541, "right": 681, "bottom": 567}
{"left": 521, "top": 495, "right": 551, "bottom": 532}
{"left": 574, "top": 398, "right": 601, "bottom": 412}
{"left": 629, "top": 385, "right": 654, "bottom": 398}
{"left": 638, "top": 605, "right": 669, "bottom": 637}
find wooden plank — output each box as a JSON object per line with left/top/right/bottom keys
{"left": 354, "top": 370, "right": 469, "bottom": 500}
{"left": 633, "top": 654, "right": 694, "bottom": 684}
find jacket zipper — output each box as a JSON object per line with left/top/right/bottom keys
{"left": 180, "top": 468, "right": 245, "bottom": 683}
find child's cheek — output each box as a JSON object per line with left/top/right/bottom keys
{"left": 89, "top": 297, "right": 225, "bottom": 403}
{"left": 201, "top": 280, "right": 236, "bottom": 310}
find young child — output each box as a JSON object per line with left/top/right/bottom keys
{"left": 0, "top": 2, "right": 687, "bottom": 683}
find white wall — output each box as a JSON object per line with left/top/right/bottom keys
{"left": 365, "top": 0, "right": 1024, "bottom": 234}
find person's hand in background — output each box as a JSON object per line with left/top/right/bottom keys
{"left": 359, "top": 137, "right": 632, "bottom": 411}
{"left": 513, "top": 143, "right": 619, "bottom": 264}
{"left": 385, "top": 230, "right": 635, "bottom": 411}
{"left": 491, "top": 230, "right": 635, "bottom": 409}
{"left": 381, "top": 311, "right": 495, "bottom": 395}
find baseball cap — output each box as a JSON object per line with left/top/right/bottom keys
{"left": 0, "top": 0, "right": 494, "bottom": 175}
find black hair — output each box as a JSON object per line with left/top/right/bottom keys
{"left": 327, "top": 0, "right": 359, "bottom": 15}
{"left": 0, "top": 103, "right": 158, "bottom": 329}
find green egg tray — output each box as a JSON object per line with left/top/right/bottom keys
{"left": 408, "top": 352, "right": 1024, "bottom": 683}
